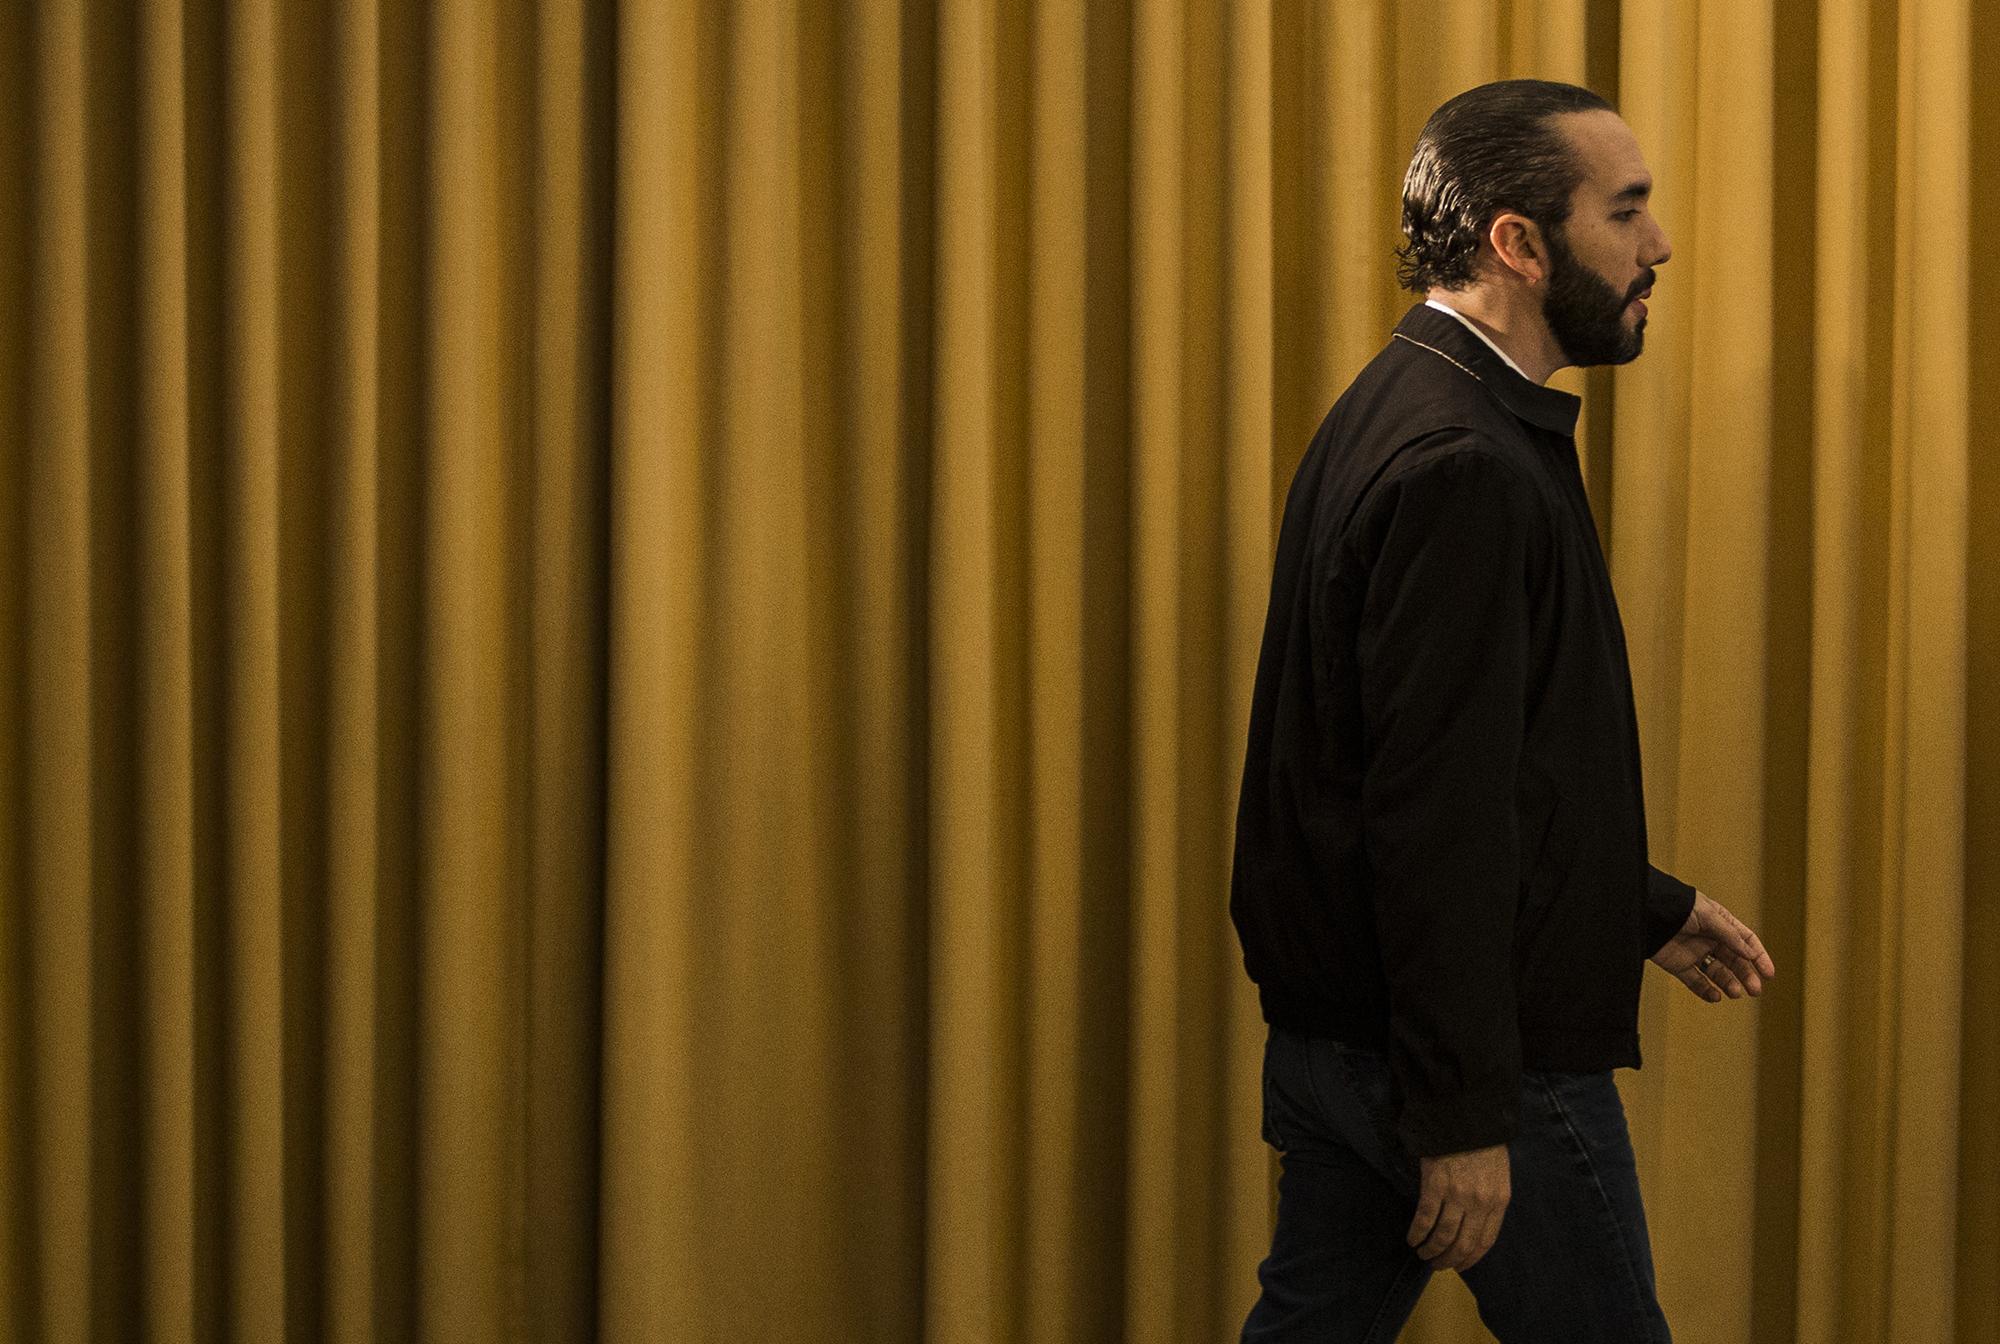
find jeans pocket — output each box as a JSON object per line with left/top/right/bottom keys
{"left": 1262, "top": 1030, "right": 1310, "bottom": 1151}
{"left": 1311, "top": 1040, "right": 1421, "bottom": 1189}
{"left": 1261, "top": 1062, "right": 1288, "bottom": 1151}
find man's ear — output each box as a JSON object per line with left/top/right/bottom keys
{"left": 1486, "top": 212, "right": 1548, "bottom": 285}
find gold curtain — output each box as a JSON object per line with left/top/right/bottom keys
{"left": 1, "top": 1, "right": 1994, "bottom": 1341}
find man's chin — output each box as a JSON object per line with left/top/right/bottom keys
{"left": 1602, "top": 316, "right": 1646, "bottom": 364}
{"left": 1564, "top": 338, "right": 1644, "bottom": 368}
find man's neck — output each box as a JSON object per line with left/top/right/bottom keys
{"left": 1425, "top": 287, "right": 1567, "bottom": 385}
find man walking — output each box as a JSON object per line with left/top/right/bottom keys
{"left": 1230, "top": 80, "right": 1777, "bottom": 1341}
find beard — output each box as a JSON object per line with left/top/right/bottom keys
{"left": 1542, "top": 225, "right": 1648, "bottom": 367}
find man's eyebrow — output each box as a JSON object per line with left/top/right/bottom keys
{"left": 1611, "top": 179, "right": 1653, "bottom": 203}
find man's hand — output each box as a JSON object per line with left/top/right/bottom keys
{"left": 1407, "top": 1142, "right": 1510, "bottom": 1272}
{"left": 1649, "top": 889, "right": 1777, "bottom": 1002}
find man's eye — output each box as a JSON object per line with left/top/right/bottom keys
{"left": 1617, "top": 209, "right": 1641, "bottom": 220}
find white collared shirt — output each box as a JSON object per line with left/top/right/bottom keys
{"left": 1424, "top": 297, "right": 1531, "bottom": 381}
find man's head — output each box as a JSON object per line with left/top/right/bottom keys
{"left": 1395, "top": 79, "right": 1672, "bottom": 369}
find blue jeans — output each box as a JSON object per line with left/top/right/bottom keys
{"left": 1242, "top": 1024, "right": 1672, "bottom": 1342}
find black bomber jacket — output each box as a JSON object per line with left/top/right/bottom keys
{"left": 1228, "top": 299, "right": 1698, "bottom": 1160}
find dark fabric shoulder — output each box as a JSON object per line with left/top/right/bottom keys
{"left": 1374, "top": 430, "right": 1533, "bottom": 494}
{"left": 1342, "top": 431, "right": 1552, "bottom": 570}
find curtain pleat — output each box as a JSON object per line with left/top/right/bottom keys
{"left": 1655, "top": 1, "right": 1780, "bottom": 1339}
{"left": 24, "top": 4, "right": 102, "bottom": 1342}
{"left": 1880, "top": 0, "right": 1969, "bottom": 1332}
{"left": 1959, "top": 0, "right": 2000, "bottom": 1327}
{"left": 1018, "top": 1, "right": 1107, "bottom": 1338}
{"left": 137, "top": 0, "right": 199, "bottom": 1336}
{"left": 1, "top": 1, "right": 1995, "bottom": 1342}
{"left": 926, "top": 0, "right": 1027, "bottom": 1336}
{"left": 1218, "top": 0, "right": 1275, "bottom": 1326}
{"left": 0, "top": 0, "right": 27, "bottom": 1337}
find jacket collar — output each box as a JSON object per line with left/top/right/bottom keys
{"left": 1391, "top": 301, "right": 1582, "bottom": 438}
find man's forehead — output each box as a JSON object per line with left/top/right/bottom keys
{"left": 1556, "top": 110, "right": 1653, "bottom": 201}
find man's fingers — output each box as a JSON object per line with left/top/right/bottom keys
{"left": 1680, "top": 953, "right": 1776, "bottom": 1001}
{"left": 1722, "top": 910, "right": 1776, "bottom": 979}
{"left": 1436, "top": 1207, "right": 1492, "bottom": 1271}
{"left": 1431, "top": 1210, "right": 1477, "bottom": 1271}
{"left": 1414, "top": 1206, "right": 1464, "bottom": 1262}
{"left": 1409, "top": 1147, "right": 1510, "bottom": 1268}
{"left": 1473, "top": 1205, "right": 1506, "bottom": 1267}
{"left": 1407, "top": 1193, "right": 1442, "bottom": 1249}
{"left": 1706, "top": 959, "right": 1749, "bottom": 998}
{"left": 1709, "top": 936, "right": 1765, "bottom": 994}
{"left": 1454, "top": 1207, "right": 1506, "bottom": 1272}
{"left": 1678, "top": 966, "right": 1724, "bottom": 1002}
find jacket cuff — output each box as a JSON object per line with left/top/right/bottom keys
{"left": 1395, "top": 1086, "right": 1520, "bottom": 1159}
{"left": 1642, "top": 864, "right": 1698, "bottom": 960}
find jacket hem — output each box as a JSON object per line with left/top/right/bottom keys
{"left": 1258, "top": 985, "right": 1640, "bottom": 1073}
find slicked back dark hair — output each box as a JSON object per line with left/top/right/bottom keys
{"left": 1394, "top": 79, "right": 1614, "bottom": 294}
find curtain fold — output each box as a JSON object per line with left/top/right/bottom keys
{"left": 1, "top": 1, "right": 1994, "bottom": 1341}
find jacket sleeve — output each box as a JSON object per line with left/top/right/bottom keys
{"left": 1354, "top": 447, "right": 1542, "bottom": 1160}
{"left": 1642, "top": 864, "right": 1697, "bottom": 959}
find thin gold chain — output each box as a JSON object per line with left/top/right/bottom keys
{"left": 1391, "top": 331, "right": 1484, "bottom": 386}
